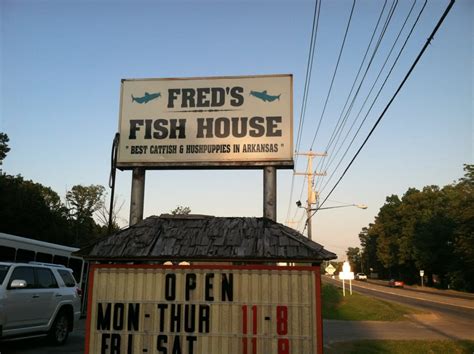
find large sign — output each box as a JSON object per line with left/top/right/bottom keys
{"left": 85, "top": 264, "right": 322, "bottom": 354}
{"left": 117, "top": 75, "right": 293, "bottom": 169}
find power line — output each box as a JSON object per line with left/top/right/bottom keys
{"left": 314, "top": 0, "right": 455, "bottom": 214}
{"left": 324, "top": 0, "right": 390, "bottom": 154}
{"left": 309, "top": 0, "right": 357, "bottom": 150}
{"left": 316, "top": 0, "right": 399, "bottom": 192}
{"left": 319, "top": 0, "right": 417, "bottom": 194}
{"left": 319, "top": 0, "right": 424, "bottom": 196}
{"left": 295, "top": 0, "right": 321, "bottom": 155}
{"left": 286, "top": 0, "right": 321, "bottom": 222}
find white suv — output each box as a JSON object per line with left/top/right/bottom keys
{"left": 0, "top": 262, "right": 82, "bottom": 344}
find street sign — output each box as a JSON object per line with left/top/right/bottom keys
{"left": 338, "top": 272, "right": 354, "bottom": 280}
{"left": 325, "top": 264, "right": 336, "bottom": 275}
{"left": 339, "top": 261, "right": 354, "bottom": 280}
{"left": 420, "top": 270, "right": 424, "bottom": 277}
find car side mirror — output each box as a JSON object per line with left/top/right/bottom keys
{"left": 10, "top": 279, "right": 27, "bottom": 289}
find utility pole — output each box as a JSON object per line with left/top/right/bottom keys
{"left": 295, "top": 151, "right": 326, "bottom": 240}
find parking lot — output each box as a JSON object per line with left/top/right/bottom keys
{"left": 0, "top": 319, "right": 85, "bottom": 354}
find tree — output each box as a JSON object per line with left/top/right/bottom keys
{"left": 170, "top": 205, "right": 191, "bottom": 215}
{"left": 346, "top": 247, "right": 361, "bottom": 273}
{"left": 66, "top": 184, "right": 106, "bottom": 245}
{"left": 0, "top": 132, "right": 10, "bottom": 171}
{"left": 374, "top": 194, "right": 403, "bottom": 277}
{"left": 446, "top": 164, "right": 474, "bottom": 291}
{"left": 357, "top": 165, "right": 474, "bottom": 291}
{"left": 95, "top": 194, "right": 125, "bottom": 233}
{"left": 0, "top": 174, "right": 74, "bottom": 245}
{"left": 66, "top": 185, "right": 105, "bottom": 220}
{"left": 359, "top": 225, "right": 384, "bottom": 277}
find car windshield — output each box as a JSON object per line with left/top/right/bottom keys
{"left": 0, "top": 265, "right": 10, "bottom": 285}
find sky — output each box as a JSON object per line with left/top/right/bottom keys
{"left": 1, "top": 0, "right": 472, "bottom": 259}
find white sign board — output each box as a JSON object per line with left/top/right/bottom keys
{"left": 339, "top": 272, "right": 354, "bottom": 280}
{"left": 85, "top": 264, "right": 323, "bottom": 354}
{"left": 420, "top": 270, "right": 424, "bottom": 277}
{"left": 117, "top": 75, "right": 293, "bottom": 169}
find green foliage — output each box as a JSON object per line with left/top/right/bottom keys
{"left": 322, "top": 283, "right": 421, "bottom": 321}
{"left": 0, "top": 132, "right": 10, "bottom": 164}
{"left": 0, "top": 174, "right": 109, "bottom": 247}
{"left": 357, "top": 164, "right": 474, "bottom": 291}
{"left": 0, "top": 174, "right": 74, "bottom": 245}
{"left": 65, "top": 184, "right": 107, "bottom": 245}
{"left": 170, "top": 205, "right": 191, "bottom": 215}
{"left": 66, "top": 184, "right": 105, "bottom": 220}
{"left": 346, "top": 247, "right": 361, "bottom": 273}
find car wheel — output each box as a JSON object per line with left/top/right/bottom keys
{"left": 49, "top": 310, "right": 70, "bottom": 345}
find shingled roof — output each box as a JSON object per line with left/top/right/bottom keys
{"left": 76, "top": 214, "right": 336, "bottom": 263}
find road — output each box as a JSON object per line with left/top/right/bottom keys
{"left": 324, "top": 276, "right": 474, "bottom": 319}
{"left": 0, "top": 319, "right": 85, "bottom": 354}
{"left": 323, "top": 276, "right": 474, "bottom": 343}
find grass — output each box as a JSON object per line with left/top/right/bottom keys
{"left": 322, "top": 283, "right": 422, "bottom": 321}
{"left": 324, "top": 340, "right": 474, "bottom": 354}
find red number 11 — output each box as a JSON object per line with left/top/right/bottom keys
{"left": 242, "top": 305, "right": 257, "bottom": 354}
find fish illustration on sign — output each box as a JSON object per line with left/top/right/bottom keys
{"left": 249, "top": 90, "right": 281, "bottom": 102}
{"left": 131, "top": 92, "right": 161, "bottom": 104}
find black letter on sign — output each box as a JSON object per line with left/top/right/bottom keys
{"left": 184, "top": 304, "right": 196, "bottom": 333}
{"left": 111, "top": 333, "right": 121, "bottom": 354}
{"left": 249, "top": 116, "right": 265, "bottom": 137}
{"left": 97, "top": 303, "right": 111, "bottom": 330}
{"left": 172, "top": 335, "right": 182, "bottom": 354}
{"left": 129, "top": 120, "right": 144, "bottom": 139}
{"left": 170, "top": 119, "right": 186, "bottom": 139}
{"left": 101, "top": 333, "right": 110, "bottom": 354}
{"left": 221, "top": 273, "right": 233, "bottom": 301}
{"left": 157, "top": 304, "right": 168, "bottom": 332}
{"left": 182, "top": 88, "right": 195, "bottom": 108}
{"left": 266, "top": 116, "right": 282, "bottom": 137}
{"left": 185, "top": 273, "right": 196, "bottom": 301}
{"left": 196, "top": 118, "right": 214, "bottom": 138}
{"left": 230, "top": 87, "right": 244, "bottom": 107}
{"left": 128, "top": 303, "right": 140, "bottom": 331}
{"left": 113, "top": 303, "right": 124, "bottom": 330}
{"left": 214, "top": 117, "right": 230, "bottom": 138}
{"left": 199, "top": 305, "right": 210, "bottom": 333}
{"left": 157, "top": 335, "right": 168, "bottom": 354}
{"left": 205, "top": 273, "right": 214, "bottom": 301}
{"left": 127, "top": 334, "right": 133, "bottom": 354}
{"left": 186, "top": 336, "right": 197, "bottom": 354}
{"left": 170, "top": 304, "right": 181, "bottom": 332}
{"left": 165, "top": 273, "right": 176, "bottom": 300}
{"left": 168, "top": 89, "right": 180, "bottom": 108}
{"left": 211, "top": 87, "right": 225, "bottom": 107}
{"left": 197, "top": 88, "right": 210, "bottom": 107}
{"left": 153, "top": 119, "right": 169, "bottom": 139}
